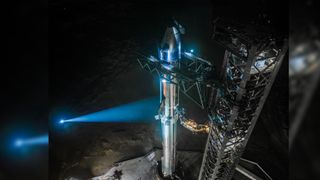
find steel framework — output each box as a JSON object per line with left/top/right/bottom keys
{"left": 137, "top": 23, "right": 215, "bottom": 177}
{"left": 137, "top": 51, "right": 214, "bottom": 110}
{"left": 198, "top": 19, "right": 287, "bottom": 180}
{"left": 289, "top": 30, "right": 320, "bottom": 149}
{"left": 137, "top": 18, "right": 287, "bottom": 179}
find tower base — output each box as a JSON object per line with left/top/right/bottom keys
{"left": 91, "top": 148, "right": 270, "bottom": 180}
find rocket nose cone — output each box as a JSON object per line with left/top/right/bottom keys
{"left": 161, "top": 27, "right": 181, "bottom": 50}
{"left": 159, "top": 26, "right": 182, "bottom": 61}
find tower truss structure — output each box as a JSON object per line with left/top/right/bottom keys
{"left": 198, "top": 19, "right": 287, "bottom": 180}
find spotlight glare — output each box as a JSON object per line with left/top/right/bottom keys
{"left": 59, "top": 97, "right": 158, "bottom": 123}
{"left": 190, "top": 49, "right": 194, "bottom": 53}
{"left": 15, "top": 139, "right": 23, "bottom": 147}
{"left": 13, "top": 134, "right": 48, "bottom": 148}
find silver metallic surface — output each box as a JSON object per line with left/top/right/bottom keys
{"left": 136, "top": 19, "right": 283, "bottom": 179}
{"left": 198, "top": 20, "right": 287, "bottom": 180}
{"left": 159, "top": 26, "right": 180, "bottom": 177}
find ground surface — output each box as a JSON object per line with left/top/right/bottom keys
{"left": 50, "top": 0, "right": 288, "bottom": 179}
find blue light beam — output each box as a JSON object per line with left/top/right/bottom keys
{"left": 14, "top": 134, "right": 48, "bottom": 148}
{"left": 61, "top": 97, "right": 159, "bottom": 124}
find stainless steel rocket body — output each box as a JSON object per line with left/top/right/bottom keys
{"left": 158, "top": 26, "right": 181, "bottom": 177}
{"left": 161, "top": 76, "right": 177, "bottom": 177}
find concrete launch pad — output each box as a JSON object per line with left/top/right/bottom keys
{"left": 91, "top": 148, "right": 271, "bottom": 180}
{"left": 91, "top": 149, "right": 203, "bottom": 180}
{"left": 91, "top": 150, "right": 160, "bottom": 180}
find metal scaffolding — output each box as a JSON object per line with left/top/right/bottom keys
{"left": 137, "top": 18, "right": 287, "bottom": 179}
{"left": 198, "top": 19, "right": 287, "bottom": 180}
{"left": 289, "top": 30, "right": 320, "bottom": 149}
{"left": 137, "top": 22, "right": 215, "bottom": 178}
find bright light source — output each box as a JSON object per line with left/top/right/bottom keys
{"left": 190, "top": 49, "right": 194, "bottom": 53}
{"left": 167, "top": 50, "right": 171, "bottom": 61}
{"left": 13, "top": 135, "right": 48, "bottom": 148}
{"left": 162, "top": 79, "right": 166, "bottom": 83}
{"left": 15, "top": 139, "right": 23, "bottom": 147}
{"left": 57, "top": 97, "right": 158, "bottom": 123}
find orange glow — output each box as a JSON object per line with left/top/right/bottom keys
{"left": 181, "top": 119, "right": 209, "bottom": 133}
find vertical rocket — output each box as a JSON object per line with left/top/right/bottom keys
{"left": 158, "top": 25, "right": 182, "bottom": 177}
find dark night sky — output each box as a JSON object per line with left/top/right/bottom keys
{"left": 49, "top": 0, "right": 288, "bottom": 179}
{"left": 1, "top": 0, "right": 289, "bottom": 179}
{"left": 1, "top": 1, "right": 48, "bottom": 180}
